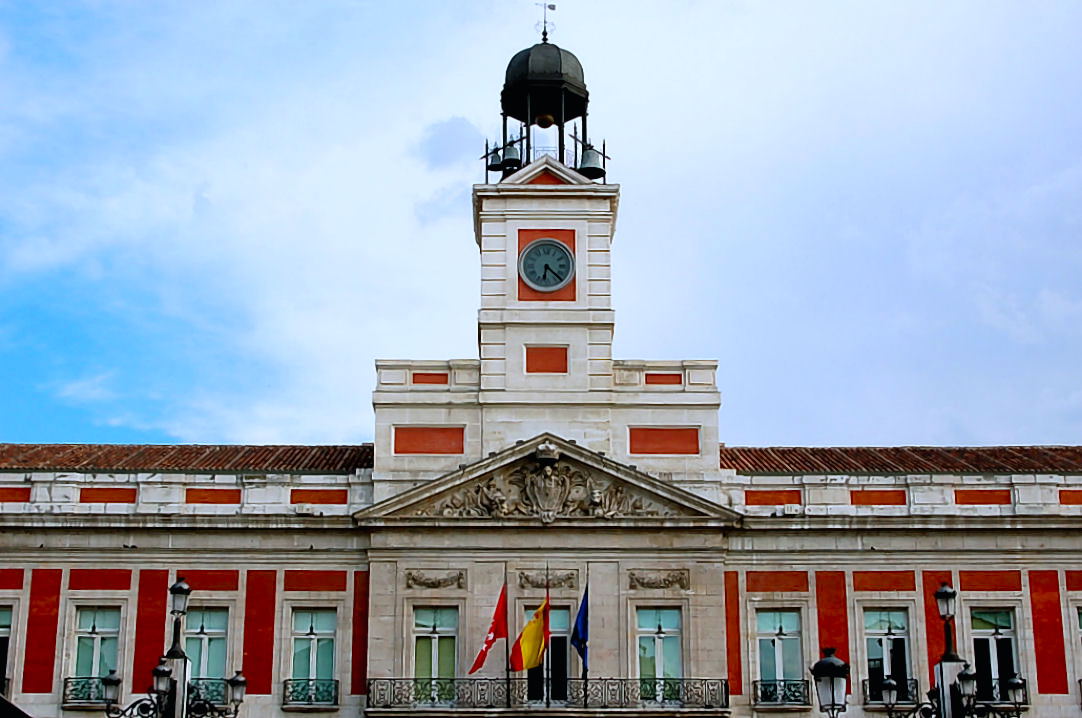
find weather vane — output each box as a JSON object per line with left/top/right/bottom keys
{"left": 535, "top": 2, "right": 555, "bottom": 42}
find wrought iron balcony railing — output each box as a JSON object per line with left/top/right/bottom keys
{"left": 63, "top": 676, "right": 108, "bottom": 704}
{"left": 753, "top": 679, "right": 810, "bottom": 705}
{"left": 366, "top": 677, "right": 730, "bottom": 709}
{"left": 189, "top": 678, "right": 229, "bottom": 705}
{"left": 975, "top": 676, "right": 1028, "bottom": 705}
{"left": 283, "top": 678, "right": 339, "bottom": 706}
{"left": 863, "top": 677, "right": 920, "bottom": 704}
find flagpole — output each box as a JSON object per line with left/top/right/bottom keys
{"left": 545, "top": 562, "right": 551, "bottom": 709}
{"left": 582, "top": 564, "right": 589, "bottom": 709}
{"left": 504, "top": 561, "right": 511, "bottom": 708}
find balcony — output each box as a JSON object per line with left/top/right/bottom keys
{"left": 62, "top": 677, "right": 107, "bottom": 706}
{"left": 366, "top": 677, "right": 730, "bottom": 713}
{"left": 975, "top": 676, "right": 1028, "bottom": 706}
{"left": 283, "top": 678, "right": 339, "bottom": 709}
{"left": 752, "top": 679, "right": 810, "bottom": 707}
{"left": 862, "top": 678, "right": 920, "bottom": 705}
{"left": 189, "top": 678, "right": 228, "bottom": 705}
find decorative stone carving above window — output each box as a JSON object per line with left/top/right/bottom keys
{"left": 518, "top": 570, "right": 578, "bottom": 589}
{"left": 628, "top": 569, "right": 690, "bottom": 590}
{"left": 405, "top": 570, "right": 466, "bottom": 590}
{"left": 414, "top": 458, "right": 678, "bottom": 523}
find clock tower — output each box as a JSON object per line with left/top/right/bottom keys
{"left": 372, "top": 39, "right": 721, "bottom": 502}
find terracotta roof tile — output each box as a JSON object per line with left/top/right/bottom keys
{"left": 3, "top": 442, "right": 1079, "bottom": 476}
{"left": 0, "top": 444, "right": 373, "bottom": 473}
{"left": 719, "top": 445, "right": 1082, "bottom": 474}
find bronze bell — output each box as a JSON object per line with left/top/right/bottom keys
{"left": 577, "top": 146, "right": 605, "bottom": 179}
{"left": 486, "top": 150, "right": 503, "bottom": 172}
{"left": 501, "top": 143, "right": 522, "bottom": 171}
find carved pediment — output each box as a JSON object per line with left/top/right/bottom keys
{"left": 356, "top": 434, "right": 740, "bottom": 525}
{"left": 415, "top": 452, "right": 678, "bottom": 522}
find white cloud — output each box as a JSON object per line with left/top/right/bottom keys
{"left": 55, "top": 372, "right": 117, "bottom": 403}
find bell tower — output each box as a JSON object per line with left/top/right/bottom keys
{"left": 372, "top": 39, "right": 721, "bottom": 503}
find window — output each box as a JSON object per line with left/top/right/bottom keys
{"left": 65, "top": 607, "right": 120, "bottom": 703}
{"left": 287, "top": 609, "right": 337, "bottom": 705}
{"left": 971, "top": 609, "right": 1018, "bottom": 702}
{"left": 414, "top": 607, "right": 457, "bottom": 703}
{"left": 636, "top": 608, "right": 682, "bottom": 701}
{"left": 526, "top": 607, "right": 570, "bottom": 703}
{"left": 186, "top": 607, "right": 228, "bottom": 703}
{"left": 75, "top": 607, "right": 120, "bottom": 677}
{"left": 864, "top": 609, "right": 912, "bottom": 702}
{"left": 0, "top": 606, "right": 10, "bottom": 696}
{"left": 755, "top": 609, "right": 805, "bottom": 704}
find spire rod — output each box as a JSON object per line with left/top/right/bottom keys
{"left": 537, "top": 2, "right": 555, "bottom": 42}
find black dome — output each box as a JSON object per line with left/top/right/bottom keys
{"left": 501, "top": 41, "right": 589, "bottom": 125}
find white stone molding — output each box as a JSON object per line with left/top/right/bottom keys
{"left": 517, "top": 569, "right": 578, "bottom": 589}
{"left": 628, "top": 569, "right": 691, "bottom": 590}
{"left": 404, "top": 569, "right": 466, "bottom": 590}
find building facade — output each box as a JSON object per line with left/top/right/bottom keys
{"left": 1, "top": 40, "right": 1082, "bottom": 718}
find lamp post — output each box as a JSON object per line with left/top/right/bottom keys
{"left": 933, "top": 583, "right": 961, "bottom": 663}
{"left": 812, "top": 583, "right": 1026, "bottom": 718}
{"left": 101, "top": 578, "right": 246, "bottom": 718}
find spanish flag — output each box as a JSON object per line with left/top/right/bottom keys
{"left": 509, "top": 595, "right": 550, "bottom": 671}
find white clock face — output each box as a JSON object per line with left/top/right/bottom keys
{"left": 518, "top": 238, "right": 574, "bottom": 292}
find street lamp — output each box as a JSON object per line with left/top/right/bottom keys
{"left": 933, "top": 583, "right": 961, "bottom": 662}
{"left": 810, "top": 647, "right": 849, "bottom": 718}
{"left": 170, "top": 578, "right": 192, "bottom": 615}
{"left": 874, "top": 586, "right": 1026, "bottom": 718}
{"left": 101, "top": 579, "right": 246, "bottom": 718}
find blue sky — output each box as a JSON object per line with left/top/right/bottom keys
{"left": 1, "top": 1, "right": 1080, "bottom": 447}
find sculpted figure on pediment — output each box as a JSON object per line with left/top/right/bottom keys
{"left": 415, "top": 456, "right": 676, "bottom": 523}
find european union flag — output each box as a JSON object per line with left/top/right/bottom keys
{"left": 570, "top": 586, "right": 589, "bottom": 670}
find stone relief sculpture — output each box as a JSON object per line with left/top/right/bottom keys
{"left": 518, "top": 570, "right": 578, "bottom": 589}
{"left": 628, "top": 569, "right": 691, "bottom": 590}
{"left": 415, "top": 446, "right": 677, "bottom": 523}
{"left": 405, "top": 569, "right": 466, "bottom": 589}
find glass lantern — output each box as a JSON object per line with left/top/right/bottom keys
{"left": 227, "top": 670, "right": 247, "bottom": 705}
{"left": 152, "top": 657, "right": 173, "bottom": 696}
{"left": 169, "top": 577, "right": 192, "bottom": 615}
{"left": 957, "top": 663, "right": 978, "bottom": 699}
{"left": 880, "top": 677, "right": 899, "bottom": 708}
{"left": 1005, "top": 674, "right": 1025, "bottom": 706}
{"left": 934, "top": 583, "right": 957, "bottom": 620}
{"left": 101, "top": 669, "right": 121, "bottom": 704}
{"left": 810, "top": 647, "right": 849, "bottom": 717}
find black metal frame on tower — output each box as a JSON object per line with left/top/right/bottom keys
{"left": 486, "top": 36, "right": 603, "bottom": 180}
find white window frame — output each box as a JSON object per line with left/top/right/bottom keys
{"left": 184, "top": 604, "right": 231, "bottom": 680}
{"left": 278, "top": 598, "right": 346, "bottom": 707}
{"left": 0, "top": 600, "right": 16, "bottom": 693}
{"left": 403, "top": 598, "right": 464, "bottom": 680}
{"left": 522, "top": 603, "right": 572, "bottom": 704}
{"left": 966, "top": 604, "right": 1023, "bottom": 702}
{"left": 409, "top": 604, "right": 460, "bottom": 704}
{"left": 747, "top": 598, "right": 812, "bottom": 706}
{"left": 755, "top": 607, "right": 804, "bottom": 682}
{"left": 632, "top": 604, "right": 685, "bottom": 702}
{"left": 861, "top": 606, "right": 915, "bottom": 703}
{"left": 290, "top": 607, "right": 338, "bottom": 680}
{"left": 71, "top": 605, "right": 123, "bottom": 678}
